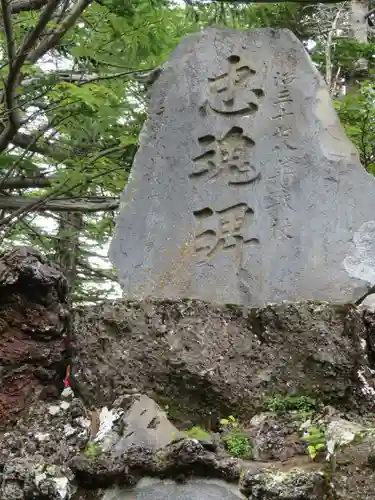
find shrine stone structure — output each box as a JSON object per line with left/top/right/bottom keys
{"left": 109, "top": 27, "right": 375, "bottom": 306}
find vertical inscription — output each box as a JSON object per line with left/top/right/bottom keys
{"left": 271, "top": 71, "right": 295, "bottom": 121}
{"left": 271, "top": 71, "right": 296, "bottom": 149}
{"left": 191, "top": 53, "right": 263, "bottom": 276}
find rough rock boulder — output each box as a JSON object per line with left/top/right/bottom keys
{"left": 72, "top": 298, "right": 375, "bottom": 423}
{"left": 0, "top": 246, "right": 69, "bottom": 429}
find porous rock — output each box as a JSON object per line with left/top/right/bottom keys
{"left": 0, "top": 391, "right": 89, "bottom": 499}
{"left": 0, "top": 246, "right": 69, "bottom": 429}
{"left": 72, "top": 299, "right": 375, "bottom": 423}
{"left": 240, "top": 468, "right": 326, "bottom": 500}
{"left": 247, "top": 412, "right": 305, "bottom": 462}
{"left": 152, "top": 438, "right": 241, "bottom": 481}
{"left": 0, "top": 458, "right": 73, "bottom": 500}
{"left": 329, "top": 432, "right": 375, "bottom": 500}
{"left": 71, "top": 437, "right": 241, "bottom": 490}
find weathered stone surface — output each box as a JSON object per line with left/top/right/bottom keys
{"left": 151, "top": 438, "right": 241, "bottom": 480}
{"left": 330, "top": 432, "right": 375, "bottom": 500}
{"left": 109, "top": 26, "right": 375, "bottom": 306}
{"left": 72, "top": 299, "right": 375, "bottom": 423}
{"left": 5, "top": 245, "right": 375, "bottom": 500}
{"left": 0, "top": 394, "right": 90, "bottom": 478}
{"left": 76, "top": 394, "right": 180, "bottom": 458}
{"left": 70, "top": 436, "right": 242, "bottom": 493}
{"left": 112, "top": 394, "right": 180, "bottom": 455}
{"left": 240, "top": 468, "right": 326, "bottom": 500}
{"left": 0, "top": 246, "right": 70, "bottom": 429}
{"left": 247, "top": 412, "right": 305, "bottom": 462}
{"left": 70, "top": 454, "right": 135, "bottom": 489}
{"left": 102, "top": 478, "right": 246, "bottom": 500}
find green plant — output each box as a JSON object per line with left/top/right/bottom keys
{"left": 184, "top": 426, "right": 210, "bottom": 440}
{"left": 302, "top": 425, "right": 326, "bottom": 460}
{"left": 264, "top": 394, "right": 318, "bottom": 414}
{"left": 224, "top": 431, "right": 253, "bottom": 459}
{"left": 220, "top": 415, "right": 239, "bottom": 428}
{"left": 84, "top": 442, "right": 102, "bottom": 459}
{"left": 220, "top": 415, "right": 253, "bottom": 460}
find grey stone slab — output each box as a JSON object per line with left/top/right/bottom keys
{"left": 109, "top": 27, "right": 375, "bottom": 306}
{"left": 102, "top": 478, "right": 246, "bottom": 500}
{"left": 113, "top": 394, "right": 179, "bottom": 455}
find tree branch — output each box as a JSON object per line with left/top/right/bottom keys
{"left": 0, "top": 175, "right": 51, "bottom": 189}
{"left": 0, "top": 161, "right": 122, "bottom": 229}
{"left": 0, "top": 195, "right": 119, "bottom": 211}
{"left": 12, "top": 131, "right": 72, "bottom": 161}
{"left": 1, "top": 0, "right": 20, "bottom": 131}
{"left": 77, "top": 259, "right": 116, "bottom": 281}
{"left": 8, "top": 0, "right": 48, "bottom": 14}
{"left": 21, "top": 67, "right": 155, "bottom": 87}
{"left": 27, "top": 0, "right": 94, "bottom": 64}
{"left": 325, "top": 8, "right": 343, "bottom": 89}
{"left": 0, "top": 111, "right": 76, "bottom": 190}
{"left": 2, "top": 0, "right": 16, "bottom": 70}
{"left": 0, "top": 0, "right": 60, "bottom": 153}
{"left": 0, "top": 143, "right": 127, "bottom": 189}
{"left": 365, "top": 6, "right": 375, "bottom": 19}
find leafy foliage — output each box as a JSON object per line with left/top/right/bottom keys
{"left": 184, "top": 426, "right": 211, "bottom": 440}
{"left": 264, "top": 395, "right": 318, "bottom": 414}
{"left": 301, "top": 425, "right": 326, "bottom": 461}
{"left": 223, "top": 431, "right": 253, "bottom": 459}
{"left": 334, "top": 83, "right": 375, "bottom": 173}
{"left": 219, "top": 415, "right": 253, "bottom": 459}
{"left": 0, "top": 0, "right": 188, "bottom": 302}
{"left": 84, "top": 442, "right": 102, "bottom": 459}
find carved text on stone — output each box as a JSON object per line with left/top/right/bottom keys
{"left": 190, "top": 126, "right": 260, "bottom": 186}
{"left": 193, "top": 204, "right": 259, "bottom": 262}
{"left": 207, "top": 55, "right": 264, "bottom": 116}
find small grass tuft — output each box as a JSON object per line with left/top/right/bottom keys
{"left": 184, "top": 425, "right": 210, "bottom": 440}
{"left": 223, "top": 431, "right": 253, "bottom": 459}
{"left": 84, "top": 442, "right": 102, "bottom": 459}
{"left": 264, "top": 394, "right": 318, "bottom": 414}
{"left": 220, "top": 415, "right": 253, "bottom": 460}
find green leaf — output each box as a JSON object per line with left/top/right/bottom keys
{"left": 0, "top": 154, "right": 40, "bottom": 173}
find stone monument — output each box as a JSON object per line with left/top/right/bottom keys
{"left": 109, "top": 27, "right": 375, "bottom": 306}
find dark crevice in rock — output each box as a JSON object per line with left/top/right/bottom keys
{"left": 363, "top": 311, "right": 375, "bottom": 370}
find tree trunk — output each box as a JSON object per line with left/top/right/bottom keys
{"left": 55, "top": 212, "right": 83, "bottom": 290}
{"left": 349, "top": 0, "right": 369, "bottom": 87}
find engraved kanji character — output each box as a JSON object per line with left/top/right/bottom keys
{"left": 274, "top": 71, "right": 295, "bottom": 86}
{"left": 190, "top": 127, "right": 260, "bottom": 186}
{"left": 206, "top": 55, "right": 264, "bottom": 115}
{"left": 271, "top": 89, "right": 294, "bottom": 120}
{"left": 273, "top": 124, "right": 292, "bottom": 138}
{"left": 193, "top": 204, "right": 259, "bottom": 261}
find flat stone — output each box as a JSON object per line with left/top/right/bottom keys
{"left": 113, "top": 395, "right": 179, "bottom": 455}
{"left": 109, "top": 27, "right": 375, "bottom": 306}
{"left": 102, "top": 478, "right": 246, "bottom": 500}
